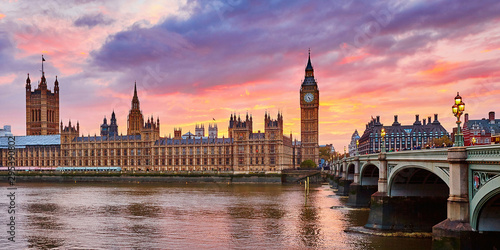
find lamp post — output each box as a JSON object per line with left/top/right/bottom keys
{"left": 344, "top": 146, "right": 346, "bottom": 158}
{"left": 472, "top": 137, "right": 476, "bottom": 146}
{"left": 452, "top": 92, "right": 465, "bottom": 147}
{"left": 381, "top": 128, "right": 386, "bottom": 153}
{"left": 356, "top": 139, "right": 359, "bottom": 156}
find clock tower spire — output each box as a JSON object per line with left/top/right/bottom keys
{"left": 300, "top": 50, "right": 319, "bottom": 166}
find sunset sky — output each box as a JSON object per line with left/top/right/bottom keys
{"left": 1, "top": 0, "right": 499, "bottom": 150}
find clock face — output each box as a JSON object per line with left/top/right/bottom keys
{"left": 304, "top": 93, "right": 314, "bottom": 103}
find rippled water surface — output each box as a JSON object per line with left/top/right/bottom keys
{"left": 0, "top": 183, "right": 431, "bottom": 249}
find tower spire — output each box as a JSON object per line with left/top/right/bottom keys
{"left": 134, "top": 81, "right": 137, "bottom": 98}
{"left": 306, "top": 49, "right": 313, "bottom": 72}
{"left": 42, "top": 55, "right": 45, "bottom": 75}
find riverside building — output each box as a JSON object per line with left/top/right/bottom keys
{"left": 358, "top": 115, "right": 449, "bottom": 155}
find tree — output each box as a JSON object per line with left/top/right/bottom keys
{"left": 319, "top": 147, "right": 331, "bottom": 161}
{"left": 432, "top": 135, "right": 453, "bottom": 147}
{"left": 300, "top": 160, "right": 317, "bottom": 169}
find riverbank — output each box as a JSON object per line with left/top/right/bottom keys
{"left": 0, "top": 170, "right": 325, "bottom": 184}
{"left": 0, "top": 171, "right": 284, "bottom": 184}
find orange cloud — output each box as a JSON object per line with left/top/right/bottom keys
{"left": 418, "top": 61, "right": 463, "bottom": 77}
{"left": 480, "top": 48, "right": 500, "bottom": 53}
{"left": 338, "top": 53, "right": 368, "bottom": 65}
{"left": 0, "top": 13, "right": 5, "bottom": 20}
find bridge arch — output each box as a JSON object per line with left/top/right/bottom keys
{"left": 470, "top": 177, "right": 500, "bottom": 231}
{"left": 346, "top": 163, "right": 355, "bottom": 181}
{"left": 360, "top": 163, "right": 379, "bottom": 186}
{"left": 388, "top": 163, "right": 449, "bottom": 197}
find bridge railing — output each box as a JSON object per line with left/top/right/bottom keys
{"left": 466, "top": 144, "right": 500, "bottom": 163}
{"left": 343, "top": 148, "right": 449, "bottom": 163}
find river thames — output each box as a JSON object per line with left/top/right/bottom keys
{"left": 1, "top": 182, "right": 431, "bottom": 249}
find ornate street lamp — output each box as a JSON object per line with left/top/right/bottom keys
{"left": 381, "top": 128, "right": 386, "bottom": 153}
{"left": 452, "top": 92, "right": 465, "bottom": 146}
{"left": 344, "top": 146, "right": 346, "bottom": 158}
{"left": 356, "top": 139, "right": 359, "bottom": 156}
{"left": 472, "top": 137, "right": 476, "bottom": 146}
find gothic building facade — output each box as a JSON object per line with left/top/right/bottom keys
{"left": 53, "top": 84, "right": 295, "bottom": 172}
{"left": 26, "top": 56, "right": 59, "bottom": 135}
{"left": 1, "top": 53, "right": 317, "bottom": 172}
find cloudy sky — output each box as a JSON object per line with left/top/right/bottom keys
{"left": 1, "top": 0, "right": 499, "bottom": 150}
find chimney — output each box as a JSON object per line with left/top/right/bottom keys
{"left": 465, "top": 113, "right": 469, "bottom": 124}
{"left": 489, "top": 111, "right": 495, "bottom": 122}
{"left": 434, "top": 114, "right": 438, "bottom": 122}
{"left": 423, "top": 119, "right": 426, "bottom": 126}
{"left": 392, "top": 115, "right": 401, "bottom": 126}
{"left": 428, "top": 116, "right": 431, "bottom": 125}
{"left": 413, "top": 114, "right": 421, "bottom": 125}
{"left": 376, "top": 116, "right": 380, "bottom": 124}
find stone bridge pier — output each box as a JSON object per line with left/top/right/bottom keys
{"left": 432, "top": 147, "right": 473, "bottom": 248}
{"left": 336, "top": 159, "right": 352, "bottom": 196}
{"left": 331, "top": 160, "right": 343, "bottom": 189}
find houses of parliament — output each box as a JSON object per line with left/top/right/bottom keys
{"left": 0, "top": 54, "right": 320, "bottom": 172}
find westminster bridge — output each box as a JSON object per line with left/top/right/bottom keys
{"left": 330, "top": 144, "right": 500, "bottom": 248}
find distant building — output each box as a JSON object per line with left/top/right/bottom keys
{"left": 358, "top": 114, "right": 449, "bottom": 155}
{"left": 0, "top": 125, "right": 13, "bottom": 137}
{"left": 348, "top": 130, "right": 360, "bottom": 156}
{"left": 463, "top": 111, "right": 500, "bottom": 146}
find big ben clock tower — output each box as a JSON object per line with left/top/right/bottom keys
{"left": 300, "top": 50, "right": 319, "bottom": 165}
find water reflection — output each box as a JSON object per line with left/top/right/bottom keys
{"left": 227, "top": 205, "right": 256, "bottom": 219}
{"left": 27, "top": 215, "right": 64, "bottom": 230}
{"left": 27, "top": 236, "right": 65, "bottom": 249}
{"left": 127, "top": 203, "right": 162, "bottom": 217}
{"left": 100, "top": 205, "right": 122, "bottom": 215}
{"left": 27, "top": 203, "right": 59, "bottom": 213}
{"left": 299, "top": 205, "right": 321, "bottom": 248}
